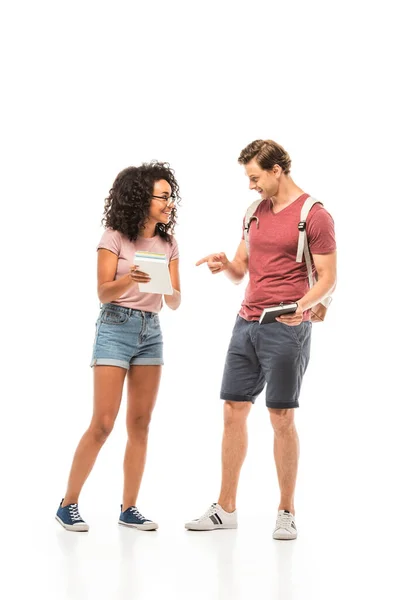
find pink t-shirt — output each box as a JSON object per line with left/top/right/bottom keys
{"left": 97, "top": 229, "right": 179, "bottom": 313}
{"left": 239, "top": 194, "right": 336, "bottom": 321}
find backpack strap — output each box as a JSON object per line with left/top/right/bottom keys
{"left": 296, "top": 196, "right": 323, "bottom": 288}
{"left": 243, "top": 199, "right": 263, "bottom": 255}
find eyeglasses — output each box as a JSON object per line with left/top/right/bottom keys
{"left": 151, "top": 195, "right": 176, "bottom": 207}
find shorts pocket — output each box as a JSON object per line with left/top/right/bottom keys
{"left": 287, "top": 322, "right": 310, "bottom": 347}
{"left": 92, "top": 317, "right": 101, "bottom": 347}
{"left": 100, "top": 308, "right": 129, "bottom": 325}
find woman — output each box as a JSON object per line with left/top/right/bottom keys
{"left": 56, "top": 161, "right": 181, "bottom": 531}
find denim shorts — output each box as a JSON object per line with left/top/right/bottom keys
{"left": 220, "top": 316, "right": 312, "bottom": 409}
{"left": 90, "top": 304, "right": 163, "bottom": 369}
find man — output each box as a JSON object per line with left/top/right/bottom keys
{"left": 186, "top": 139, "right": 336, "bottom": 539}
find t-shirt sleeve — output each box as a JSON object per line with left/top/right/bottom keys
{"left": 170, "top": 237, "right": 179, "bottom": 261}
{"left": 307, "top": 206, "right": 336, "bottom": 255}
{"left": 97, "top": 228, "right": 121, "bottom": 256}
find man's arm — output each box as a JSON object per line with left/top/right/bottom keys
{"left": 196, "top": 239, "right": 248, "bottom": 284}
{"left": 297, "top": 251, "right": 337, "bottom": 311}
{"left": 277, "top": 251, "right": 337, "bottom": 325}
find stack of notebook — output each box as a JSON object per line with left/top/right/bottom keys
{"left": 134, "top": 251, "right": 173, "bottom": 295}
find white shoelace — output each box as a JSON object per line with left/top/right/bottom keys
{"left": 275, "top": 512, "right": 294, "bottom": 530}
{"left": 69, "top": 504, "right": 83, "bottom": 522}
{"left": 130, "top": 507, "right": 147, "bottom": 521}
{"left": 197, "top": 503, "right": 219, "bottom": 521}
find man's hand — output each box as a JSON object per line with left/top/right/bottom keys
{"left": 196, "top": 252, "right": 229, "bottom": 274}
{"left": 276, "top": 303, "right": 304, "bottom": 326}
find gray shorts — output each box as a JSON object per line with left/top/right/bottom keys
{"left": 220, "top": 316, "right": 312, "bottom": 409}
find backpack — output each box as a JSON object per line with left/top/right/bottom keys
{"left": 243, "top": 196, "right": 333, "bottom": 322}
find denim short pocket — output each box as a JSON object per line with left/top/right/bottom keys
{"left": 150, "top": 315, "right": 162, "bottom": 338}
{"left": 101, "top": 308, "right": 129, "bottom": 325}
{"left": 92, "top": 317, "right": 101, "bottom": 346}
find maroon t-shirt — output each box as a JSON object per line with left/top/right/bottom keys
{"left": 239, "top": 193, "right": 336, "bottom": 321}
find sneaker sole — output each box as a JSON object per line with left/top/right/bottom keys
{"left": 118, "top": 520, "right": 158, "bottom": 531}
{"left": 185, "top": 523, "right": 238, "bottom": 531}
{"left": 55, "top": 516, "right": 89, "bottom": 532}
{"left": 273, "top": 531, "right": 297, "bottom": 540}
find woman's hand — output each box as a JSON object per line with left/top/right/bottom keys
{"left": 129, "top": 265, "right": 151, "bottom": 283}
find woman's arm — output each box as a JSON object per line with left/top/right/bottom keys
{"left": 164, "top": 258, "right": 181, "bottom": 310}
{"left": 97, "top": 249, "right": 150, "bottom": 304}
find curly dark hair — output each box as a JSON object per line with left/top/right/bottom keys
{"left": 102, "top": 161, "right": 181, "bottom": 243}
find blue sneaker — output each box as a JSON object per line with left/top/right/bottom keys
{"left": 56, "top": 499, "right": 89, "bottom": 532}
{"left": 118, "top": 505, "right": 158, "bottom": 530}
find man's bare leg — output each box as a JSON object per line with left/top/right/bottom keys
{"left": 218, "top": 401, "right": 252, "bottom": 512}
{"left": 269, "top": 408, "right": 299, "bottom": 515}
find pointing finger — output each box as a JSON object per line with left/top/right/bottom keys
{"left": 195, "top": 256, "right": 209, "bottom": 266}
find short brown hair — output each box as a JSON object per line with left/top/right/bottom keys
{"left": 238, "top": 139, "right": 291, "bottom": 174}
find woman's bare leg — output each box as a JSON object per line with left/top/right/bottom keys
{"left": 62, "top": 366, "right": 126, "bottom": 506}
{"left": 122, "top": 365, "right": 161, "bottom": 510}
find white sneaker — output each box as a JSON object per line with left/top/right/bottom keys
{"left": 273, "top": 510, "right": 297, "bottom": 540}
{"left": 185, "top": 503, "right": 238, "bottom": 531}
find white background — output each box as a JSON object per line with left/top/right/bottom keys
{"left": 1, "top": 1, "right": 399, "bottom": 599}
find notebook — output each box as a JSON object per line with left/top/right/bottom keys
{"left": 134, "top": 251, "right": 173, "bottom": 295}
{"left": 259, "top": 302, "right": 298, "bottom": 324}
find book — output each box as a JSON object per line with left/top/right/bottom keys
{"left": 134, "top": 251, "right": 173, "bottom": 295}
{"left": 259, "top": 302, "right": 298, "bottom": 324}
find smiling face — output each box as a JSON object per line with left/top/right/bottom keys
{"left": 245, "top": 158, "right": 282, "bottom": 199}
{"left": 149, "top": 179, "right": 175, "bottom": 225}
